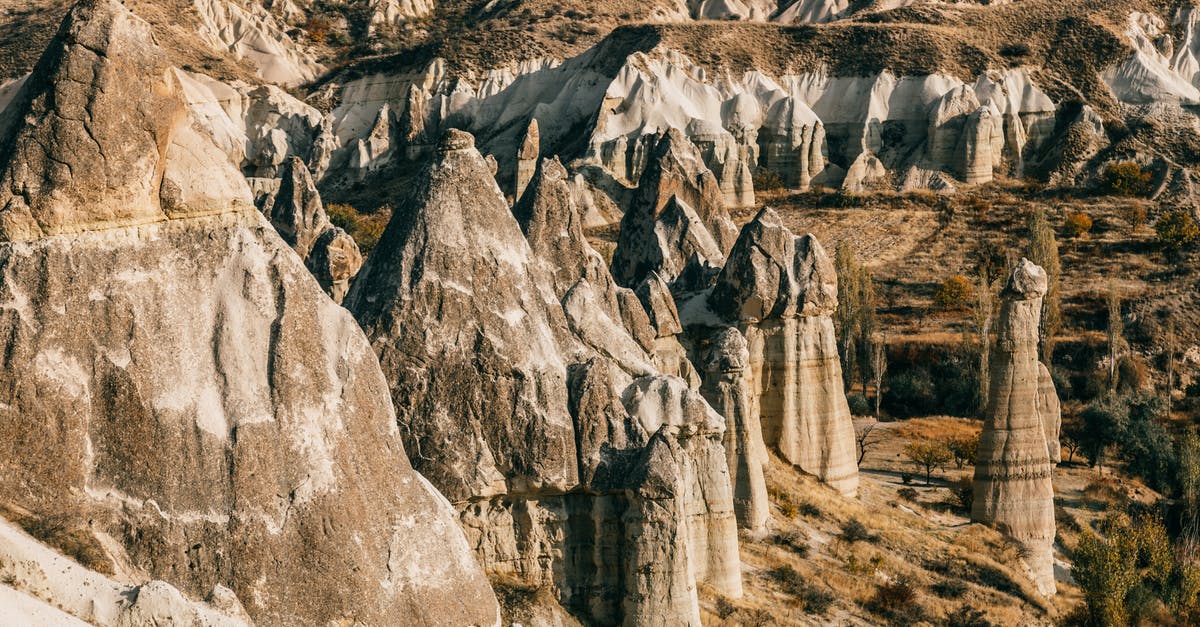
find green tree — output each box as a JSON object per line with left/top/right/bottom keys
{"left": 834, "top": 242, "right": 877, "bottom": 395}
{"left": 1027, "top": 207, "right": 1061, "bottom": 366}
{"left": 1080, "top": 395, "right": 1130, "bottom": 472}
{"left": 947, "top": 435, "right": 980, "bottom": 469}
{"left": 904, "top": 440, "right": 953, "bottom": 485}
{"left": 1156, "top": 209, "right": 1200, "bottom": 255}
{"left": 1107, "top": 283, "right": 1125, "bottom": 392}
{"left": 972, "top": 272, "right": 997, "bottom": 415}
{"left": 1099, "top": 161, "right": 1153, "bottom": 197}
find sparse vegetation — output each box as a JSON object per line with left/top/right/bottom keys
{"left": 904, "top": 439, "right": 953, "bottom": 485}
{"left": 327, "top": 203, "right": 391, "bottom": 255}
{"left": 1099, "top": 162, "right": 1153, "bottom": 198}
{"left": 1155, "top": 209, "right": 1200, "bottom": 254}
{"left": 934, "top": 275, "right": 972, "bottom": 311}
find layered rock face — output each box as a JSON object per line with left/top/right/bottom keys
{"left": 0, "top": 2, "right": 500, "bottom": 624}
{"left": 972, "top": 259, "right": 1059, "bottom": 597}
{"left": 266, "top": 157, "right": 364, "bottom": 303}
{"left": 702, "top": 208, "right": 859, "bottom": 497}
{"left": 347, "top": 129, "right": 741, "bottom": 625}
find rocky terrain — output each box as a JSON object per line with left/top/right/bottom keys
{"left": 2, "top": 0, "right": 1200, "bottom": 625}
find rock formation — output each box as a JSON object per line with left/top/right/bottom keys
{"left": 698, "top": 327, "right": 770, "bottom": 532}
{"left": 267, "top": 157, "right": 364, "bottom": 303}
{"left": 0, "top": 2, "right": 500, "bottom": 624}
{"left": 515, "top": 117, "right": 541, "bottom": 200}
{"left": 701, "top": 208, "right": 859, "bottom": 497}
{"left": 347, "top": 129, "right": 741, "bottom": 624}
{"left": 972, "top": 258, "right": 1059, "bottom": 597}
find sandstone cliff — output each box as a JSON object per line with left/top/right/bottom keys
{"left": 0, "top": 2, "right": 500, "bottom": 624}
{"left": 347, "top": 129, "right": 742, "bottom": 625}
{"left": 972, "top": 258, "right": 1059, "bottom": 597}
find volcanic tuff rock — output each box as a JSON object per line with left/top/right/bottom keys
{"left": 347, "top": 129, "right": 741, "bottom": 624}
{"left": 266, "top": 157, "right": 363, "bottom": 302}
{"left": 0, "top": 2, "right": 500, "bottom": 624}
{"left": 972, "top": 258, "right": 1060, "bottom": 597}
{"left": 700, "top": 207, "right": 859, "bottom": 497}
{"left": 515, "top": 117, "right": 541, "bottom": 200}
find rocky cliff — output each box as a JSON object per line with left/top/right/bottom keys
{"left": 971, "top": 258, "right": 1060, "bottom": 597}
{"left": 347, "top": 128, "right": 742, "bottom": 625}
{"left": 0, "top": 2, "right": 500, "bottom": 624}
{"left": 692, "top": 207, "right": 860, "bottom": 498}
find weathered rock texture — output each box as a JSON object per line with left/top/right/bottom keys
{"left": 347, "top": 129, "right": 741, "bottom": 625}
{"left": 972, "top": 258, "right": 1059, "bottom": 597}
{"left": 266, "top": 157, "right": 363, "bottom": 302}
{"left": 0, "top": 3, "right": 501, "bottom": 625}
{"left": 515, "top": 117, "right": 541, "bottom": 200}
{"left": 702, "top": 207, "right": 859, "bottom": 497}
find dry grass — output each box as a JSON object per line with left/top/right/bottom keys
{"left": 701, "top": 450, "right": 1080, "bottom": 625}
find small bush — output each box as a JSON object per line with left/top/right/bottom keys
{"left": 947, "top": 606, "right": 997, "bottom": 627}
{"left": 765, "top": 566, "right": 836, "bottom": 614}
{"left": 898, "top": 487, "right": 919, "bottom": 502}
{"left": 886, "top": 368, "right": 937, "bottom": 418}
{"left": 1121, "top": 202, "right": 1148, "bottom": 231}
{"left": 1156, "top": 209, "right": 1200, "bottom": 253}
{"left": 935, "top": 276, "right": 973, "bottom": 310}
{"left": 847, "top": 393, "right": 870, "bottom": 416}
{"left": 952, "top": 476, "right": 974, "bottom": 513}
{"left": 866, "top": 579, "right": 923, "bottom": 623}
{"left": 752, "top": 167, "right": 785, "bottom": 192}
{"left": 931, "top": 579, "right": 969, "bottom": 599}
{"left": 327, "top": 203, "right": 391, "bottom": 255}
{"left": 1100, "top": 162, "right": 1153, "bottom": 197}
{"left": 773, "top": 530, "right": 810, "bottom": 557}
{"left": 1063, "top": 212, "right": 1094, "bottom": 238}
{"left": 826, "top": 189, "right": 865, "bottom": 208}
{"left": 999, "top": 42, "right": 1031, "bottom": 58}
{"left": 841, "top": 518, "right": 877, "bottom": 543}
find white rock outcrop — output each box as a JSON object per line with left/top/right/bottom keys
{"left": 0, "top": 2, "right": 500, "bottom": 624}
{"left": 347, "top": 130, "right": 742, "bottom": 625}
{"left": 192, "top": 0, "right": 324, "bottom": 86}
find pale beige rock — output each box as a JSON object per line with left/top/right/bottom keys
{"left": 972, "top": 258, "right": 1058, "bottom": 597}
{"left": 515, "top": 118, "right": 541, "bottom": 200}
{"left": 700, "top": 327, "right": 770, "bottom": 532}
{"left": 348, "top": 129, "right": 742, "bottom": 624}
{"left": 706, "top": 208, "right": 859, "bottom": 497}
{"left": 0, "top": 4, "right": 501, "bottom": 624}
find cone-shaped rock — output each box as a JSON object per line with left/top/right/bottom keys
{"left": 347, "top": 129, "right": 577, "bottom": 501}
{"left": 972, "top": 258, "right": 1058, "bottom": 597}
{"left": 612, "top": 193, "right": 725, "bottom": 288}
{"left": 270, "top": 156, "right": 329, "bottom": 258}
{"left": 514, "top": 117, "right": 540, "bottom": 199}
{"left": 633, "top": 129, "right": 739, "bottom": 253}
{"left": 703, "top": 208, "right": 858, "bottom": 497}
{"left": 0, "top": 2, "right": 500, "bottom": 624}
{"left": 0, "top": 0, "right": 250, "bottom": 240}
{"left": 349, "top": 129, "right": 742, "bottom": 624}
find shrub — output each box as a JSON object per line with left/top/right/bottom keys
{"left": 935, "top": 276, "right": 973, "bottom": 310}
{"left": 999, "top": 42, "right": 1031, "bottom": 58}
{"left": 327, "top": 203, "right": 391, "bottom": 255}
{"left": 905, "top": 440, "right": 953, "bottom": 485}
{"left": 948, "top": 435, "right": 980, "bottom": 469}
{"left": 826, "top": 189, "right": 865, "bottom": 208}
{"left": 866, "top": 579, "right": 923, "bottom": 623}
{"left": 773, "top": 530, "right": 810, "bottom": 557}
{"left": 752, "top": 167, "right": 785, "bottom": 192}
{"left": 931, "top": 579, "right": 969, "bottom": 599}
{"left": 765, "top": 566, "right": 836, "bottom": 614}
{"left": 898, "top": 487, "right": 919, "bottom": 502}
{"left": 1064, "top": 212, "right": 1094, "bottom": 238}
{"left": 952, "top": 476, "right": 974, "bottom": 513}
{"left": 1121, "top": 202, "right": 1149, "bottom": 231}
{"left": 841, "top": 518, "right": 877, "bottom": 543}
{"left": 947, "top": 606, "right": 997, "bottom": 627}
{"left": 1156, "top": 209, "right": 1200, "bottom": 253}
{"left": 847, "top": 393, "right": 870, "bottom": 416}
{"left": 885, "top": 368, "right": 937, "bottom": 418}
{"left": 1100, "top": 162, "right": 1153, "bottom": 197}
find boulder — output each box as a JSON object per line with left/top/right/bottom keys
{"left": 972, "top": 258, "right": 1058, "bottom": 597}
{"left": 0, "top": 2, "right": 501, "bottom": 624}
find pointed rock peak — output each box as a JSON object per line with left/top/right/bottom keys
{"left": 0, "top": 0, "right": 250, "bottom": 241}
{"left": 518, "top": 118, "right": 541, "bottom": 160}
{"left": 636, "top": 272, "right": 683, "bottom": 338}
{"left": 1004, "top": 257, "right": 1048, "bottom": 300}
{"left": 514, "top": 156, "right": 577, "bottom": 239}
{"left": 271, "top": 157, "right": 329, "bottom": 257}
{"left": 710, "top": 206, "right": 799, "bottom": 323}
{"left": 794, "top": 233, "right": 838, "bottom": 317}
{"left": 438, "top": 128, "right": 475, "bottom": 154}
